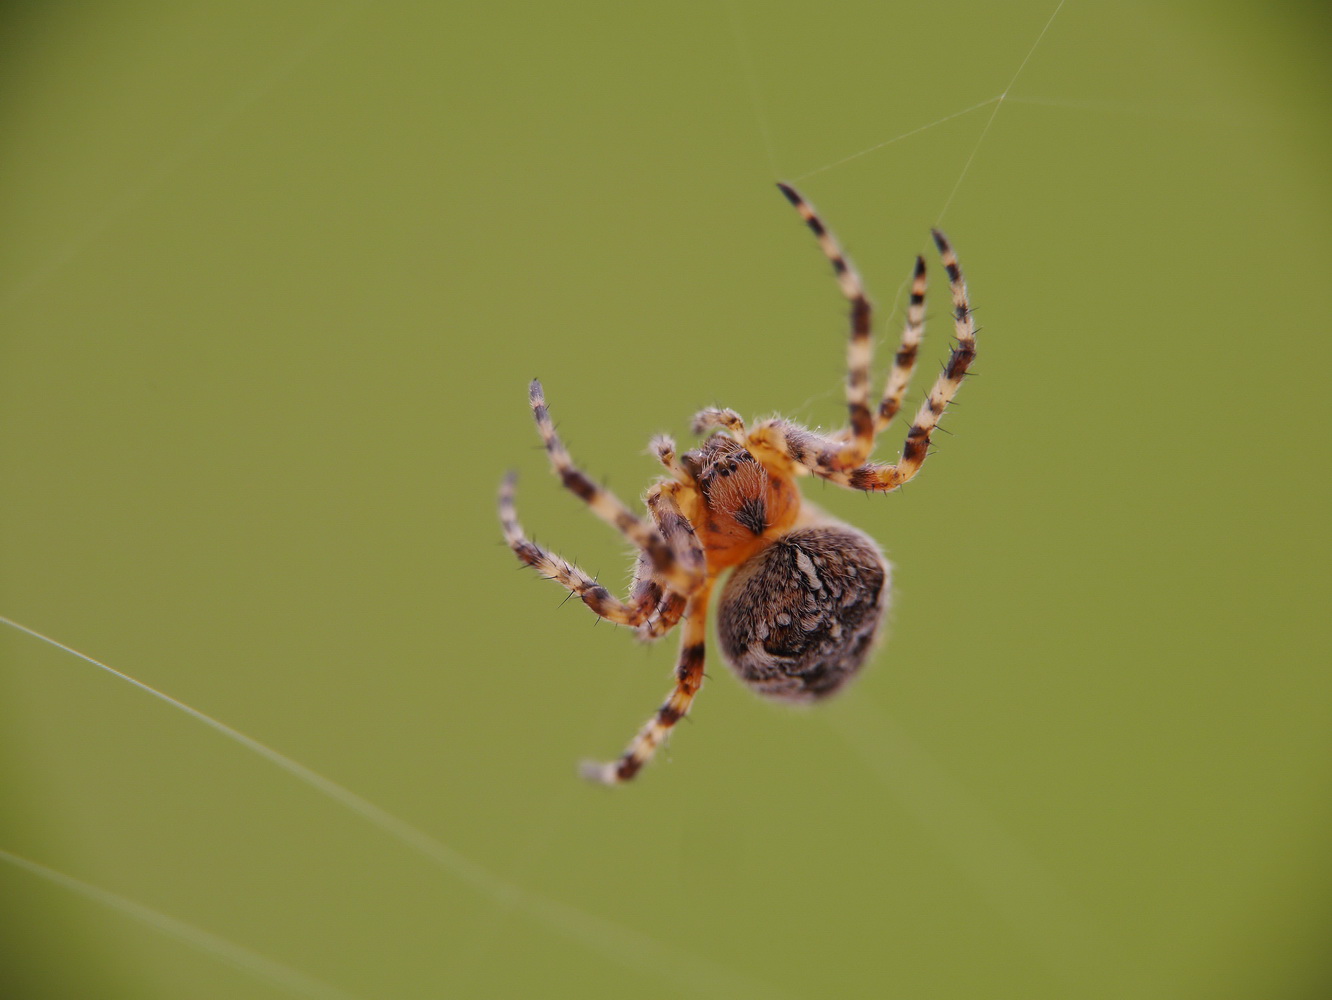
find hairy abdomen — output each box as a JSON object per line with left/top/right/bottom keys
{"left": 716, "top": 522, "right": 890, "bottom": 701}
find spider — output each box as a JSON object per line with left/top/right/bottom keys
{"left": 499, "top": 183, "right": 976, "bottom": 784}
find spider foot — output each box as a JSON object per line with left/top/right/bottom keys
{"left": 690, "top": 407, "right": 745, "bottom": 437}
{"left": 579, "top": 759, "right": 626, "bottom": 786}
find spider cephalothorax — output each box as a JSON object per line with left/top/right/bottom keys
{"left": 680, "top": 433, "right": 798, "bottom": 573}
{"left": 500, "top": 183, "right": 978, "bottom": 784}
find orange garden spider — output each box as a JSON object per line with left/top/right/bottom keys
{"left": 500, "top": 184, "right": 976, "bottom": 784}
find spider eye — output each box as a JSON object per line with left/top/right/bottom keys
{"left": 716, "top": 524, "right": 890, "bottom": 701}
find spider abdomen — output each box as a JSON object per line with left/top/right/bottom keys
{"left": 716, "top": 524, "right": 890, "bottom": 702}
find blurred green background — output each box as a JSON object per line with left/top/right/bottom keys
{"left": 2, "top": 2, "right": 1329, "bottom": 998}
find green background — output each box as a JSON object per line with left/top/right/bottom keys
{"left": 2, "top": 2, "right": 1329, "bottom": 998}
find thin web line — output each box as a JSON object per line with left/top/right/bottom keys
{"left": 933, "top": 99, "right": 1005, "bottom": 226}
{"left": 789, "top": 0, "right": 1067, "bottom": 208}
{"left": 0, "top": 615, "right": 783, "bottom": 1000}
{"left": 793, "top": 96, "right": 1002, "bottom": 182}
{"left": 721, "top": 0, "right": 780, "bottom": 177}
{"left": 0, "top": 1, "right": 365, "bottom": 313}
{"left": 935, "top": 0, "right": 1066, "bottom": 225}
{"left": 0, "top": 848, "right": 359, "bottom": 1000}
{"left": 1001, "top": 0, "right": 1069, "bottom": 96}
{"left": 1004, "top": 94, "right": 1236, "bottom": 125}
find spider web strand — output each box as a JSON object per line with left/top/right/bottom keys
{"left": 0, "top": 615, "right": 783, "bottom": 999}
{"left": 936, "top": 0, "right": 1067, "bottom": 225}
{"left": 0, "top": 848, "right": 359, "bottom": 1000}
{"left": 721, "top": 0, "right": 780, "bottom": 177}
{"left": 792, "top": 95, "right": 1002, "bottom": 182}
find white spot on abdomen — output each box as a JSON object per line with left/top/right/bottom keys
{"left": 794, "top": 548, "right": 822, "bottom": 590}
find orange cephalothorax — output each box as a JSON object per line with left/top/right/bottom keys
{"left": 680, "top": 434, "right": 799, "bottom": 575}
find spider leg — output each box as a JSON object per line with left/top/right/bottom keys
{"left": 690, "top": 408, "right": 746, "bottom": 439}
{"left": 640, "top": 590, "right": 687, "bottom": 640}
{"left": 832, "top": 254, "right": 926, "bottom": 441}
{"left": 582, "top": 582, "right": 713, "bottom": 784}
{"left": 644, "top": 482, "right": 706, "bottom": 598}
{"left": 870, "top": 228, "right": 974, "bottom": 485}
{"left": 749, "top": 230, "right": 974, "bottom": 492}
{"left": 637, "top": 458, "right": 701, "bottom": 638}
{"left": 499, "top": 473, "right": 662, "bottom": 625}
{"left": 650, "top": 434, "right": 691, "bottom": 483}
{"left": 875, "top": 254, "right": 928, "bottom": 431}
{"left": 529, "top": 379, "right": 677, "bottom": 578}
{"left": 501, "top": 462, "right": 704, "bottom": 634}
{"left": 620, "top": 548, "right": 690, "bottom": 640}
{"left": 777, "top": 183, "right": 876, "bottom": 467}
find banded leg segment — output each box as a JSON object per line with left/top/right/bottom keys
{"left": 644, "top": 482, "right": 706, "bottom": 597}
{"left": 499, "top": 473, "right": 661, "bottom": 625}
{"left": 831, "top": 254, "right": 926, "bottom": 442}
{"left": 635, "top": 476, "right": 699, "bottom": 640}
{"left": 640, "top": 590, "right": 687, "bottom": 640}
{"left": 582, "top": 583, "right": 713, "bottom": 784}
{"left": 690, "top": 407, "right": 746, "bottom": 439}
{"left": 876, "top": 254, "right": 928, "bottom": 431}
{"left": 651, "top": 435, "right": 691, "bottom": 483}
{"left": 529, "top": 379, "right": 675, "bottom": 576}
{"left": 777, "top": 183, "right": 876, "bottom": 467}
